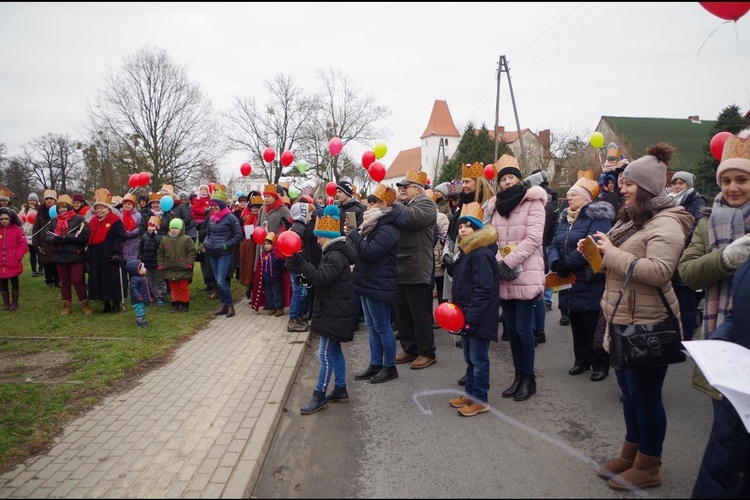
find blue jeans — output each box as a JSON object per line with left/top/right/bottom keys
{"left": 290, "top": 273, "right": 307, "bottom": 320}
{"left": 461, "top": 336, "right": 490, "bottom": 403}
{"left": 265, "top": 281, "right": 282, "bottom": 310}
{"left": 673, "top": 282, "right": 698, "bottom": 341}
{"left": 208, "top": 254, "right": 233, "bottom": 305}
{"left": 361, "top": 296, "right": 397, "bottom": 367}
{"left": 532, "top": 298, "right": 545, "bottom": 331}
{"left": 500, "top": 299, "right": 535, "bottom": 374}
{"left": 543, "top": 287, "right": 553, "bottom": 307}
{"left": 316, "top": 336, "right": 346, "bottom": 392}
{"left": 615, "top": 365, "right": 669, "bottom": 457}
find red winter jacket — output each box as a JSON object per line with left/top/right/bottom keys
{"left": 0, "top": 224, "right": 28, "bottom": 278}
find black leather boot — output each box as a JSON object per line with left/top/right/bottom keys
{"left": 101, "top": 301, "right": 111, "bottom": 313}
{"left": 171, "top": 301, "right": 180, "bottom": 313}
{"left": 326, "top": 385, "right": 349, "bottom": 403}
{"left": 300, "top": 390, "right": 328, "bottom": 415}
{"left": 501, "top": 371, "right": 522, "bottom": 398}
{"left": 354, "top": 364, "right": 383, "bottom": 380}
{"left": 370, "top": 366, "right": 398, "bottom": 384}
{"left": 1, "top": 291, "right": 9, "bottom": 311}
{"left": 514, "top": 373, "right": 537, "bottom": 401}
{"left": 534, "top": 329, "right": 546, "bottom": 344}
{"left": 226, "top": 304, "right": 235, "bottom": 318}
{"left": 212, "top": 304, "right": 229, "bottom": 316}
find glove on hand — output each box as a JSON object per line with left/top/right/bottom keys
{"left": 108, "top": 254, "right": 121, "bottom": 264}
{"left": 461, "top": 323, "right": 476, "bottom": 335}
{"left": 222, "top": 243, "right": 228, "bottom": 251}
{"left": 721, "top": 234, "right": 750, "bottom": 271}
{"left": 156, "top": 265, "right": 164, "bottom": 271}
{"left": 186, "top": 264, "right": 193, "bottom": 270}
{"left": 442, "top": 253, "right": 456, "bottom": 277}
{"left": 551, "top": 260, "right": 571, "bottom": 278}
{"left": 498, "top": 261, "right": 518, "bottom": 281}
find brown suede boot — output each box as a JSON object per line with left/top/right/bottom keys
{"left": 9, "top": 291, "right": 19, "bottom": 311}
{"left": 61, "top": 300, "right": 72, "bottom": 316}
{"left": 608, "top": 451, "right": 662, "bottom": 491}
{"left": 597, "top": 440, "right": 639, "bottom": 479}
{"left": 274, "top": 309, "right": 284, "bottom": 317}
{"left": 81, "top": 300, "right": 93, "bottom": 316}
{"left": 210, "top": 283, "right": 220, "bottom": 299}
{"left": 1, "top": 291, "right": 9, "bottom": 311}
{"left": 226, "top": 304, "right": 235, "bottom": 318}
{"left": 212, "top": 304, "right": 229, "bottom": 316}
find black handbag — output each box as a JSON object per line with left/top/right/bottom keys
{"left": 608, "top": 259, "right": 686, "bottom": 369}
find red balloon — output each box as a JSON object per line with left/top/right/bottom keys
{"left": 699, "top": 2, "right": 750, "bottom": 21}
{"left": 710, "top": 131, "right": 733, "bottom": 161}
{"left": 325, "top": 181, "right": 337, "bottom": 197}
{"left": 368, "top": 161, "right": 386, "bottom": 182}
{"left": 484, "top": 164, "right": 495, "bottom": 181}
{"left": 281, "top": 150, "right": 295, "bottom": 167}
{"left": 326, "top": 196, "right": 335, "bottom": 206}
{"left": 240, "top": 162, "right": 252, "bottom": 177}
{"left": 263, "top": 147, "right": 276, "bottom": 163}
{"left": 19, "top": 213, "right": 26, "bottom": 223}
{"left": 252, "top": 226, "right": 268, "bottom": 245}
{"left": 209, "top": 182, "right": 215, "bottom": 193}
{"left": 138, "top": 171, "right": 151, "bottom": 187}
{"left": 27, "top": 212, "right": 36, "bottom": 224}
{"left": 328, "top": 137, "right": 343, "bottom": 156}
{"left": 128, "top": 173, "right": 139, "bottom": 189}
{"left": 435, "top": 302, "right": 465, "bottom": 332}
{"left": 277, "top": 231, "right": 302, "bottom": 257}
{"left": 362, "top": 150, "right": 376, "bottom": 170}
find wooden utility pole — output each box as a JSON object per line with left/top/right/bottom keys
{"left": 496, "top": 55, "right": 527, "bottom": 173}
{"left": 493, "top": 55, "right": 502, "bottom": 163}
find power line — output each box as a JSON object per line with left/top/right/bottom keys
{"left": 512, "top": 2, "right": 588, "bottom": 61}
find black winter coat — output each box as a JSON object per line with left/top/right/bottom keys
{"left": 348, "top": 206, "right": 406, "bottom": 305}
{"left": 46, "top": 215, "right": 89, "bottom": 264}
{"left": 451, "top": 225, "right": 500, "bottom": 341}
{"left": 338, "top": 198, "right": 365, "bottom": 234}
{"left": 290, "top": 237, "right": 357, "bottom": 342}
{"left": 138, "top": 232, "right": 162, "bottom": 270}
{"left": 692, "top": 257, "right": 750, "bottom": 499}
{"left": 548, "top": 201, "right": 614, "bottom": 312}
{"left": 87, "top": 218, "right": 128, "bottom": 302}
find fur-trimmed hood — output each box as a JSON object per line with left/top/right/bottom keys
{"left": 558, "top": 200, "right": 615, "bottom": 224}
{"left": 458, "top": 224, "right": 498, "bottom": 255}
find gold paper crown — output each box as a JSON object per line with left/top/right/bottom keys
{"left": 447, "top": 180, "right": 462, "bottom": 196}
{"left": 122, "top": 193, "right": 137, "bottom": 205}
{"left": 495, "top": 154, "right": 519, "bottom": 170}
{"left": 0, "top": 188, "right": 10, "bottom": 198}
{"left": 314, "top": 213, "right": 341, "bottom": 234}
{"left": 43, "top": 189, "right": 57, "bottom": 201}
{"left": 147, "top": 215, "right": 161, "bottom": 227}
{"left": 148, "top": 192, "right": 162, "bottom": 202}
{"left": 462, "top": 161, "right": 485, "bottom": 179}
{"left": 264, "top": 232, "right": 276, "bottom": 243}
{"left": 249, "top": 195, "right": 264, "bottom": 206}
{"left": 211, "top": 184, "right": 227, "bottom": 201}
{"left": 263, "top": 184, "right": 277, "bottom": 195}
{"left": 57, "top": 194, "right": 73, "bottom": 207}
{"left": 373, "top": 184, "right": 396, "bottom": 206}
{"left": 425, "top": 189, "right": 436, "bottom": 202}
{"left": 93, "top": 188, "right": 111, "bottom": 206}
{"left": 111, "top": 196, "right": 123, "bottom": 205}
{"left": 459, "top": 202, "right": 484, "bottom": 222}
{"left": 721, "top": 133, "right": 750, "bottom": 163}
{"left": 403, "top": 169, "right": 427, "bottom": 187}
{"left": 606, "top": 143, "right": 622, "bottom": 161}
{"left": 573, "top": 177, "right": 600, "bottom": 199}
{"left": 160, "top": 184, "right": 174, "bottom": 194}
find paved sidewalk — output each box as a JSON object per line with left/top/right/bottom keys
{"left": 0, "top": 305, "right": 309, "bottom": 498}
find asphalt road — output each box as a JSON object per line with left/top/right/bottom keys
{"left": 253, "top": 299, "right": 712, "bottom": 498}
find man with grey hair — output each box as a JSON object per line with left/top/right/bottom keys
{"left": 394, "top": 170, "right": 438, "bottom": 369}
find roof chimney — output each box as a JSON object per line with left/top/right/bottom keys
{"left": 688, "top": 115, "right": 701, "bottom": 124}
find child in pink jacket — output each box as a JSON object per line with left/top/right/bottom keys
{"left": 0, "top": 208, "right": 29, "bottom": 311}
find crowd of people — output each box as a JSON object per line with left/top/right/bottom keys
{"left": 1, "top": 128, "right": 749, "bottom": 497}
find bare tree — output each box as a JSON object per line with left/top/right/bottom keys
{"left": 306, "top": 67, "right": 391, "bottom": 182}
{"left": 224, "top": 73, "right": 319, "bottom": 184}
{"left": 21, "top": 133, "right": 82, "bottom": 192}
{"left": 546, "top": 127, "right": 601, "bottom": 190}
{"left": 88, "top": 45, "right": 221, "bottom": 192}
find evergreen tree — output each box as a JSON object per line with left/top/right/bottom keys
{"left": 694, "top": 104, "right": 749, "bottom": 197}
{"left": 437, "top": 123, "right": 505, "bottom": 183}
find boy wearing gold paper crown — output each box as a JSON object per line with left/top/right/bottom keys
{"left": 261, "top": 232, "right": 286, "bottom": 317}
{"left": 446, "top": 202, "right": 500, "bottom": 416}
{"left": 286, "top": 205, "right": 357, "bottom": 415}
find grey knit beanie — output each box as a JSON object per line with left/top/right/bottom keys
{"left": 524, "top": 170, "right": 548, "bottom": 188}
{"left": 671, "top": 171, "right": 694, "bottom": 189}
{"left": 28, "top": 192, "right": 39, "bottom": 202}
{"left": 621, "top": 144, "right": 674, "bottom": 197}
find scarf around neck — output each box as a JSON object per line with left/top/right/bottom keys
{"left": 88, "top": 211, "right": 121, "bottom": 245}
{"left": 567, "top": 205, "right": 583, "bottom": 225}
{"left": 210, "top": 207, "right": 231, "bottom": 223}
{"left": 54, "top": 209, "right": 76, "bottom": 235}
{"left": 121, "top": 207, "right": 137, "bottom": 231}
{"left": 670, "top": 187, "right": 694, "bottom": 208}
{"left": 703, "top": 194, "right": 750, "bottom": 335}
{"left": 606, "top": 195, "right": 675, "bottom": 248}
{"left": 359, "top": 206, "right": 389, "bottom": 238}
{"left": 495, "top": 184, "right": 527, "bottom": 218}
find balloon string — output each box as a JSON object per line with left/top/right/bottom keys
{"left": 697, "top": 20, "right": 732, "bottom": 57}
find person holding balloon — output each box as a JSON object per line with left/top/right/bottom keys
{"left": 32, "top": 189, "right": 60, "bottom": 288}
{"left": 19, "top": 192, "right": 40, "bottom": 277}
{"left": 443, "top": 202, "right": 500, "bottom": 416}
{"left": 119, "top": 193, "right": 142, "bottom": 263}
{"left": 237, "top": 192, "right": 263, "bottom": 301}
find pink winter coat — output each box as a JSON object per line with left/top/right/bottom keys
{"left": 487, "top": 185, "right": 547, "bottom": 301}
{"left": 0, "top": 224, "right": 28, "bottom": 278}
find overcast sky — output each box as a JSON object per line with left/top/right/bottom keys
{"left": 1, "top": 2, "right": 748, "bottom": 183}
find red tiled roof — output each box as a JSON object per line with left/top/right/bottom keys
{"left": 420, "top": 100, "right": 461, "bottom": 139}
{"left": 384, "top": 147, "right": 421, "bottom": 179}
{"left": 487, "top": 127, "right": 531, "bottom": 144}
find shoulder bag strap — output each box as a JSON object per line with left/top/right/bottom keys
{"left": 611, "top": 258, "right": 676, "bottom": 320}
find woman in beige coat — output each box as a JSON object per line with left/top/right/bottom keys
{"left": 580, "top": 143, "right": 693, "bottom": 492}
